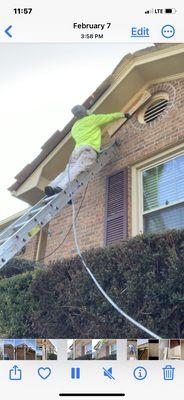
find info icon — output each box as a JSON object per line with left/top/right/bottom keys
{"left": 133, "top": 366, "right": 147, "bottom": 381}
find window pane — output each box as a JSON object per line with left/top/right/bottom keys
{"left": 110, "top": 344, "right": 117, "bottom": 354}
{"left": 143, "top": 154, "right": 184, "bottom": 211}
{"left": 144, "top": 203, "right": 184, "bottom": 233}
{"left": 85, "top": 343, "right": 92, "bottom": 353}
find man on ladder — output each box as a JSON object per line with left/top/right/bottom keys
{"left": 45, "top": 105, "right": 131, "bottom": 198}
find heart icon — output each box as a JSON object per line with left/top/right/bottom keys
{"left": 38, "top": 367, "right": 51, "bottom": 380}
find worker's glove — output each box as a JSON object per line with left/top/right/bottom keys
{"left": 124, "top": 113, "right": 132, "bottom": 120}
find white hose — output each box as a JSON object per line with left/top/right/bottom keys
{"left": 67, "top": 155, "right": 161, "bottom": 339}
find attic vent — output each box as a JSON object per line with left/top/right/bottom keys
{"left": 138, "top": 92, "right": 169, "bottom": 125}
{"left": 144, "top": 98, "right": 168, "bottom": 123}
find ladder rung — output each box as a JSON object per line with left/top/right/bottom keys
{"left": 42, "top": 193, "right": 59, "bottom": 203}
{"left": 0, "top": 237, "right": 11, "bottom": 245}
{"left": 12, "top": 222, "right": 26, "bottom": 231}
{"left": 28, "top": 206, "right": 44, "bottom": 215}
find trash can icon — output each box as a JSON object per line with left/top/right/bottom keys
{"left": 163, "top": 365, "right": 175, "bottom": 380}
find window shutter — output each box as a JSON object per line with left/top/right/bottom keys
{"left": 105, "top": 169, "right": 128, "bottom": 245}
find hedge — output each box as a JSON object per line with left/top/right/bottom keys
{"left": 0, "top": 258, "right": 36, "bottom": 279}
{"left": 0, "top": 229, "right": 184, "bottom": 338}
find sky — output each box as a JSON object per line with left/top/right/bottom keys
{"left": 0, "top": 43, "right": 151, "bottom": 221}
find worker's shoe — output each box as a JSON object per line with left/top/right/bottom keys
{"left": 45, "top": 185, "right": 62, "bottom": 197}
{"left": 45, "top": 185, "right": 72, "bottom": 204}
{"left": 45, "top": 186, "right": 56, "bottom": 197}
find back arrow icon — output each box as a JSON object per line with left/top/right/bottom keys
{"left": 5, "top": 25, "right": 12, "bottom": 38}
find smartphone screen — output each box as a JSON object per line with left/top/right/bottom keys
{"left": 0, "top": 1, "right": 183, "bottom": 399}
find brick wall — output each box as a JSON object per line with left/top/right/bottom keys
{"left": 75, "top": 340, "right": 91, "bottom": 358}
{"left": 16, "top": 233, "right": 39, "bottom": 262}
{"left": 21, "top": 78, "right": 184, "bottom": 264}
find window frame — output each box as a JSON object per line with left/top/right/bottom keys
{"left": 132, "top": 144, "right": 184, "bottom": 235}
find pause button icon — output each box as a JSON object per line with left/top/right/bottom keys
{"left": 71, "top": 367, "right": 80, "bottom": 379}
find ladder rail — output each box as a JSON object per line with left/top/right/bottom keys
{"left": 0, "top": 193, "right": 69, "bottom": 265}
{"left": 0, "top": 196, "right": 49, "bottom": 241}
{"left": 0, "top": 142, "right": 120, "bottom": 268}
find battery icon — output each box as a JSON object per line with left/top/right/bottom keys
{"left": 165, "top": 8, "right": 177, "bottom": 13}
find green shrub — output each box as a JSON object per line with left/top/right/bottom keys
{"left": 0, "top": 271, "right": 38, "bottom": 337}
{"left": 0, "top": 229, "right": 184, "bottom": 338}
{"left": 47, "top": 353, "right": 57, "bottom": 360}
{"left": 0, "top": 258, "right": 36, "bottom": 279}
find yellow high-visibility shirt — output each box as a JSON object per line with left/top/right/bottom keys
{"left": 71, "top": 112, "right": 124, "bottom": 153}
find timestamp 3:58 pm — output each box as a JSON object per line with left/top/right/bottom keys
{"left": 81, "top": 33, "right": 104, "bottom": 39}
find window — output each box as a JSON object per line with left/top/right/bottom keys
{"left": 142, "top": 153, "right": 184, "bottom": 233}
{"left": 85, "top": 342, "right": 92, "bottom": 354}
{"left": 36, "top": 344, "right": 43, "bottom": 360}
{"left": 110, "top": 343, "right": 117, "bottom": 355}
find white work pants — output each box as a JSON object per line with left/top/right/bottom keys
{"left": 50, "top": 145, "right": 97, "bottom": 190}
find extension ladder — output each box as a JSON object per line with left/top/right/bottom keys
{"left": 0, "top": 140, "right": 121, "bottom": 268}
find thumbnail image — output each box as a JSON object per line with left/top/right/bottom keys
{"left": 181, "top": 340, "right": 184, "bottom": 359}
{"left": 0, "top": 339, "right": 3, "bottom": 360}
{"left": 137, "top": 340, "right": 149, "bottom": 360}
{"left": 67, "top": 339, "right": 117, "bottom": 360}
{"left": 36, "top": 339, "right": 58, "bottom": 360}
{"left": 92, "top": 339, "right": 117, "bottom": 360}
{"left": 148, "top": 340, "right": 159, "bottom": 360}
{"left": 128, "top": 339, "right": 184, "bottom": 361}
{"left": 15, "top": 339, "right": 36, "bottom": 360}
{"left": 4, "top": 339, "right": 15, "bottom": 360}
{"left": 0, "top": 339, "right": 57, "bottom": 360}
{"left": 160, "top": 339, "right": 181, "bottom": 360}
{"left": 127, "top": 339, "right": 159, "bottom": 360}
{"left": 127, "top": 340, "right": 137, "bottom": 360}
{"left": 67, "top": 340, "right": 93, "bottom": 360}
{"left": 159, "top": 339, "right": 170, "bottom": 360}
{"left": 169, "top": 339, "right": 181, "bottom": 360}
